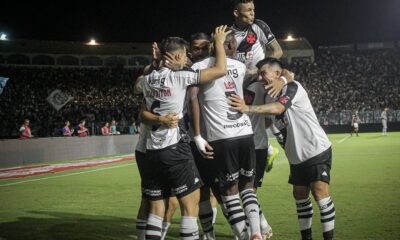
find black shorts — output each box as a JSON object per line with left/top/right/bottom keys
{"left": 210, "top": 135, "right": 256, "bottom": 188}
{"left": 254, "top": 149, "right": 268, "bottom": 188}
{"left": 135, "top": 150, "right": 146, "bottom": 179}
{"left": 190, "top": 141, "right": 218, "bottom": 189}
{"left": 141, "top": 142, "right": 203, "bottom": 201}
{"left": 289, "top": 147, "right": 332, "bottom": 186}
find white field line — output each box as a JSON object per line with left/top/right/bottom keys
{"left": 337, "top": 135, "right": 351, "bottom": 144}
{"left": 0, "top": 162, "right": 136, "bottom": 188}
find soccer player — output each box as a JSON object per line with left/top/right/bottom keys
{"left": 229, "top": 58, "right": 336, "bottom": 240}
{"left": 381, "top": 108, "right": 388, "bottom": 136}
{"left": 243, "top": 80, "right": 274, "bottom": 239}
{"left": 351, "top": 112, "right": 361, "bottom": 137}
{"left": 19, "top": 118, "right": 33, "bottom": 139}
{"left": 137, "top": 26, "right": 231, "bottom": 240}
{"left": 192, "top": 30, "right": 262, "bottom": 240}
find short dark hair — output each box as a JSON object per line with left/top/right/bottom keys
{"left": 231, "top": 0, "right": 253, "bottom": 10}
{"left": 190, "top": 32, "right": 211, "bottom": 43}
{"left": 256, "top": 57, "right": 285, "bottom": 70}
{"left": 160, "top": 37, "right": 188, "bottom": 55}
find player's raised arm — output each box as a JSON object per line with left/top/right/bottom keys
{"left": 198, "top": 25, "right": 231, "bottom": 84}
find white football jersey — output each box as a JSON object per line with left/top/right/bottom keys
{"left": 275, "top": 81, "right": 332, "bottom": 165}
{"left": 232, "top": 19, "right": 276, "bottom": 70}
{"left": 244, "top": 81, "right": 269, "bottom": 149}
{"left": 139, "top": 67, "right": 200, "bottom": 150}
{"left": 192, "top": 57, "right": 253, "bottom": 142}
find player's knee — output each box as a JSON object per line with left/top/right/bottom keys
{"left": 150, "top": 200, "right": 166, "bottom": 217}
{"left": 293, "top": 188, "right": 309, "bottom": 200}
{"left": 200, "top": 187, "right": 211, "bottom": 202}
{"left": 166, "top": 197, "right": 179, "bottom": 213}
{"left": 179, "top": 190, "right": 200, "bottom": 216}
{"left": 137, "top": 198, "right": 150, "bottom": 219}
{"left": 311, "top": 185, "right": 329, "bottom": 200}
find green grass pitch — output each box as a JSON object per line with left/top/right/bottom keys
{"left": 0, "top": 132, "right": 399, "bottom": 240}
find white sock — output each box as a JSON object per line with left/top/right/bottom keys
{"left": 258, "top": 204, "right": 270, "bottom": 233}
{"left": 267, "top": 144, "right": 274, "bottom": 156}
{"left": 146, "top": 214, "right": 163, "bottom": 240}
{"left": 317, "top": 196, "right": 335, "bottom": 233}
{"left": 180, "top": 216, "right": 199, "bottom": 240}
{"left": 136, "top": 218, "right": 147, "bottom": 240}
{"left": 222, "top": 194, "right": 247, "bottom": 237}
{"left": 296, "top": 198, "right": 313, "bottom": 231}
{"left": 161, "top": 222, "right": 171, "bottom": 240}
{"left": 212, "top": 207, "right": 217, "bottom": 224}
{"left": 240, "top": 189, "right": 261, "bottom": 236}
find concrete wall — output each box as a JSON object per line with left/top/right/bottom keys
{"left": 0, "top": 135, "right": 139, "bottom": 168}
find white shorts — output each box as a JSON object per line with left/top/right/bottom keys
{"left": 382, "top": 120, "right": 387, "bottom": 129}
{"left": 353, "top": 123, "right": 359, "bottom": 129}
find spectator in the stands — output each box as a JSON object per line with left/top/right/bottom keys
{"left": 101, "top": 122, "right": 111, "bottom": 135}
{"left": 62, "top": 120, "right": 74, "bottom": 137}
{"left": 19, "top": 118, "right": 33, "bottom": 139}
{"left": 129, "top": 120, "right": 138, "bottom": 134}
{"left": 77, "top": 120, "right": 89, "bottom": 137}
{"left": 110, "top": 119, "right": 120, "bottom": 135}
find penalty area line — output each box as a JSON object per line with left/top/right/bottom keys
{"left": 337, "top": 135, "right": 351, "bottom": 144}
{"left": 0, "top": 162, "right": 136, "bottom": 188}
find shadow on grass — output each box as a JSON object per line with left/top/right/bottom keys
{"left": 0, "top": 211, "right": 233, "bottom": 240}
{"left": 0, "top": 211, "right": 136, "bottom": 240}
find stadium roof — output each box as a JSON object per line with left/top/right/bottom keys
{"left": 0, "top": 38, "right": 313, "bottom": 56}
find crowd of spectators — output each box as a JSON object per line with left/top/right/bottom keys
{"left": 0, "top": 48, "right": 399, "bottom": 138}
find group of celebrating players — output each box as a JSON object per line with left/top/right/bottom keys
{"left": 132, "top": 1, "right": 336, "bottom": 240}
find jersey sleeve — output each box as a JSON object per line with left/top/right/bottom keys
{"left": 175, "top": 69, "right": 200, "bottom": 87}
{"left": 19, "top": 127, "right": 25, "bottom": 133}
{"left": 278, "top": 82, "right": 299, "bottom": 109}
{"left": 254, "top": 19, "right": 276, "bottom": 45}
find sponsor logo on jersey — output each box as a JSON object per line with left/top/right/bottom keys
{"left": 223, "top": 119, "right": 251, "bottom": 129}
{"left": 246, "top": 51, "right": 254, "bottom": 59}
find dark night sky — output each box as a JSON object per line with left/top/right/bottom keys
{"left": 1, "top": 0, "right": 399, "bottom": 47}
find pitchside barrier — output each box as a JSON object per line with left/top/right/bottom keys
{"left": 0, "top": 135, "right": 139, "bottom": 168}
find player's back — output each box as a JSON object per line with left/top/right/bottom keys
{"left": 192, "top": 57, "right": 253, "bottom": 142}
{"left": 143, "top": 67, "right": 200, "bottom": 150}
{"left": 279, "top": 81, "right": 331, "bottom": 164}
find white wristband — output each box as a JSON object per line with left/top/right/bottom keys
{"left": 280, "top": 76, "right": 288, "bottom": 85}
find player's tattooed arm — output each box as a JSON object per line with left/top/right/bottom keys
{"left": 139, "top": 102, "right": 179, "bottom": 128}
{"left": 229, "top": 94, "right": 286, "bottom": 115}
{"left": 266, "top": 39, "right": 283, "bottom": 59}
{"left": 199, "top": 25, "right": 230, "bottom": 83}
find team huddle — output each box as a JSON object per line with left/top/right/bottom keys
{"left": 133, "top": 1, "right": 335, "bottom": 240}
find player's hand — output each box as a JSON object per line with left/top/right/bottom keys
{"left": 282, "top": 69, "right": 295, "bottom": 81}
{"left": 265, "top": 79, "right": 285, "bottom": 98}
{"left": 228, "top": 94, "right": 249, "bottom": 113}
{"left": 213, "top": 25, "right": 232, "bottom": 46}
{"left": 152, "top": 42, "right": 161, "bottom": 67}
{"left": 159, "top": 113, "right": 179, "bottom": 128}
{"left": 164, "top": 52, "right": 182, "bottom": 70}
{"left": 194, "top": 135, "right": 214, "bottom": 159}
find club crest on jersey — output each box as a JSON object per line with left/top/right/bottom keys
{"left": 224, "top": 81, "right": 236, "bottom": 90}
{"left": 279, "top": 96, "right": 289, "bottom": 104}
{"left": 246, "top": 33, "right": 257, "bottom": 44}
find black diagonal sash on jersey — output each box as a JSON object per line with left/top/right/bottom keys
{"left": 236, "top": 26, "right": 258, "bottom": 61}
